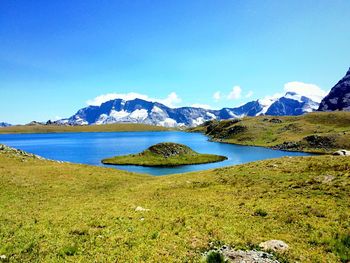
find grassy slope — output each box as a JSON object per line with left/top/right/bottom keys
{"left": 0, "top": 152, "right": 349, "bottom": 262}
{"left": 102, "top": 143, "right": 227, "bottom": 166}
{"left": 0, "top": 123, "right": 170, "bottom": 134}
{"left": 190, "top": 112, "right": 350, "bottom": 153}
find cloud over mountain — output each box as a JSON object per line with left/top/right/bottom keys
{"left": 87, "top": 92, "right": 182, "bottom": 108}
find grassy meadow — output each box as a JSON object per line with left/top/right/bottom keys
{"left": 191, "top": 112, "right": 350, "bottom": 154}
{"left": 0, "top": 149, "right": 349, "bottom": 262}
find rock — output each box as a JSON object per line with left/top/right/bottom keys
{"left": 322, "top": 175, "right": 335, "bottom": 183}
{"left": 259, "top": 240, "right": 289, "bottom": 252}
{"left": 135, "top": 206, "right": 150, "bottom": 212}
{"left": 333, "top": 149, "right": 350, "bottom": 156}
{"left": 0, "top": 255, "right": 6, "bottom": 260}
{"left": 203, "top": 246, "right": 280, "bottom": 263}
{"left": 303, "top": 135, "right": 336, "bottom": 148}
{"left": 269, "top": 118, "right": 283, "bottom": 123}
{"left": 273, "top": 141, "right": 300, "bottom": 151}
{"left": 224, "top": 250, "right": 279, "bottom": 263}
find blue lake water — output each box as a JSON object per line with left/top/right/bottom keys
{"left": 0, "top": 131, "right": 313, "bottom": 175}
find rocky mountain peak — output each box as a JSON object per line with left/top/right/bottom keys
{"left": 318, "top": 67, "right": 350, "bottom": 111}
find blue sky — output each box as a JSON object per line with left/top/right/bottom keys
{"left": 1, "top": 0, "right": 350, "bottom": 124}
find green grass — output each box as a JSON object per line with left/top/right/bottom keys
{"left": 102, "top": 142, "right": 227, "bottom": 166}
{"left": 190, "top": 111, "right": 350, "bottom": 154}
{"left": 0, "top": 148, "right": 349, "bottom": 262}
{"left": 0, "top": 123, "right": 171, "bottom": 134}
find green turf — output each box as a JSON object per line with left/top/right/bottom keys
{"left": 0, "top": 147, "right": 349, "bottom": 262}
{"left": 190, "top": 111, "right": 350, "bottom": 154}
{"left": 102, "top": 142, "right": 227, "bottom": 167}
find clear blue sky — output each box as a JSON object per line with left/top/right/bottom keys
{"left": 1, "top": 0, "right": 349, "bottom": 124}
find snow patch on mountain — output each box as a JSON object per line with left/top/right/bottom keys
{"left": 58, "top": 91, "right": 320, "bottom": 127}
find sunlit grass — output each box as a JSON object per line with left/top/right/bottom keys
{"left": 0, "top": 150, "right": 349, "bottom": 262}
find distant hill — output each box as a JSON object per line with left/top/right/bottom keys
{"left": 190, "top": 111, "right": 350, "bottom": 154}
{"left": 319, "top": 67, "right": 350, "bottom": 111}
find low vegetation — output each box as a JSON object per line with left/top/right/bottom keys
{"left": 0, "top": 146, "right": 349, "bottom": 262}
{"left": 0, "top": 123, "right": 170, "bottom": 134}
{"left": 102, "top": 142, "right": 227, "bottom": 166}
{"left": 190, "top": 111, "right": 350, "bottom": 154}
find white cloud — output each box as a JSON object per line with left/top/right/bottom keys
{"left": 87, "top": 92, "right": 182, "bottom": 108}
{"left": 213, "top": 91, "right": 221, "bottom": 102}
{"left": 259, "top": 93, "right": 283, "bottom": 107}
{"left": 227, "top": 86, "right": 242, "bottom": 100}
{"left": 283, "top": 81, "right": 327, "bottom": 103}
{"left": 245, "top": 90, "right": 254, "bottom": 98}
{"left": 191, "top": 103, "right": 212, "bottom": 109}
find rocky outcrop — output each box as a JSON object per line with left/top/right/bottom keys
{"left": 203, "top": 245, "right": 280, "bottom": 263}
{"left": 0, "top": 144, "right": 44, "bottom": 160}
{"left": 319, "top": 68, "right": 350, "bottom": 111}
{"left": 148, "top": 142, "right": 194, "bottom": 158}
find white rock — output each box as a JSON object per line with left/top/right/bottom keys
{"left": 259, "top": 240, "right": 289, "bottom": 252}
{"left": 135, "top": 206, "right": 150, "bottom": 212}
{"left": 333, "top": 149, "right": 350, "bottom": 156}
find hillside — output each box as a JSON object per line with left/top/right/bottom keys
{"left": 102, "top": 142, "right": 227, "bottom": 166}
{"left": 190, "top": 112, "right": 350, "bottom": 154}
{"left": 0, "top": 146, "right": 349, "bottom": 262}
{"left": 0, "top": 123, "right": 170, "bottom": 134}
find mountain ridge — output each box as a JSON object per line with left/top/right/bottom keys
{"left": 56, "top": 92, "right": 320, "bottom": 127}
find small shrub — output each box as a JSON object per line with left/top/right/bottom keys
{"left": 150, "top": 231, "right": 159, "bottom": 239}
{"left": 202, "top": 250, "right": 226, "bottom": 263}
{"left": 59, "top": 245, "right": 78, "bottom": 257}
{"left": 254, "top": 209, "right": 268, "bottom": 217}
{"left": 329, "top": 233, "right": 350, "bottom": 262}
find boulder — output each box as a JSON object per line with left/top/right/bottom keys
{"left": 135, "top": 206, "right": 150, "bottom": 212}
{"left": 333, "top": 149, "right": 350, "bottom": 156}
{"left": 224, "top": 249, "right": 279, "bottom": 263}
{"left": 259, "top": 240, "right": 289, "bottom": 252}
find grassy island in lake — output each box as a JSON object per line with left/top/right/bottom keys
{"left": 101, "top": 142, "right": 227, "bottom": 166}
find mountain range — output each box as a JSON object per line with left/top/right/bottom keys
{"left": 3, "top": 67, "right": 348, "bottom": 128}
{"left": 56, "top": 91, "right": 320, "bottom": 127}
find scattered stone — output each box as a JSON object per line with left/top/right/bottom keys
{"left": 269, "top": 118, "right": 283, "bottom": 123}
{"left": 0, "top": 255, "right": 6, "bottom": 260}
{"left": 322, "top": 175, "right": 335, "bottom": 183}
{"left": 203, "top": 246, "right": 279, "bottom": 263}
{"left": 135, "top": 206, "right": 150, "bottom": 212}
{"left": 0, "top": 144, "right": 67, "bottom": 164}
{"left": 333, "top": 149, "right": 350, "bottom": 156}
{"left": 303, "top": 135, "right": 336, "bottom": 149}
{"left": 259, "top": 240, "right": 289, "bottom": 252}
{"left": 224, "top": 249, "right": 279, "bottom": 263}
{"left": 273, "top": 141, "right": 300, "bottom": 151}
